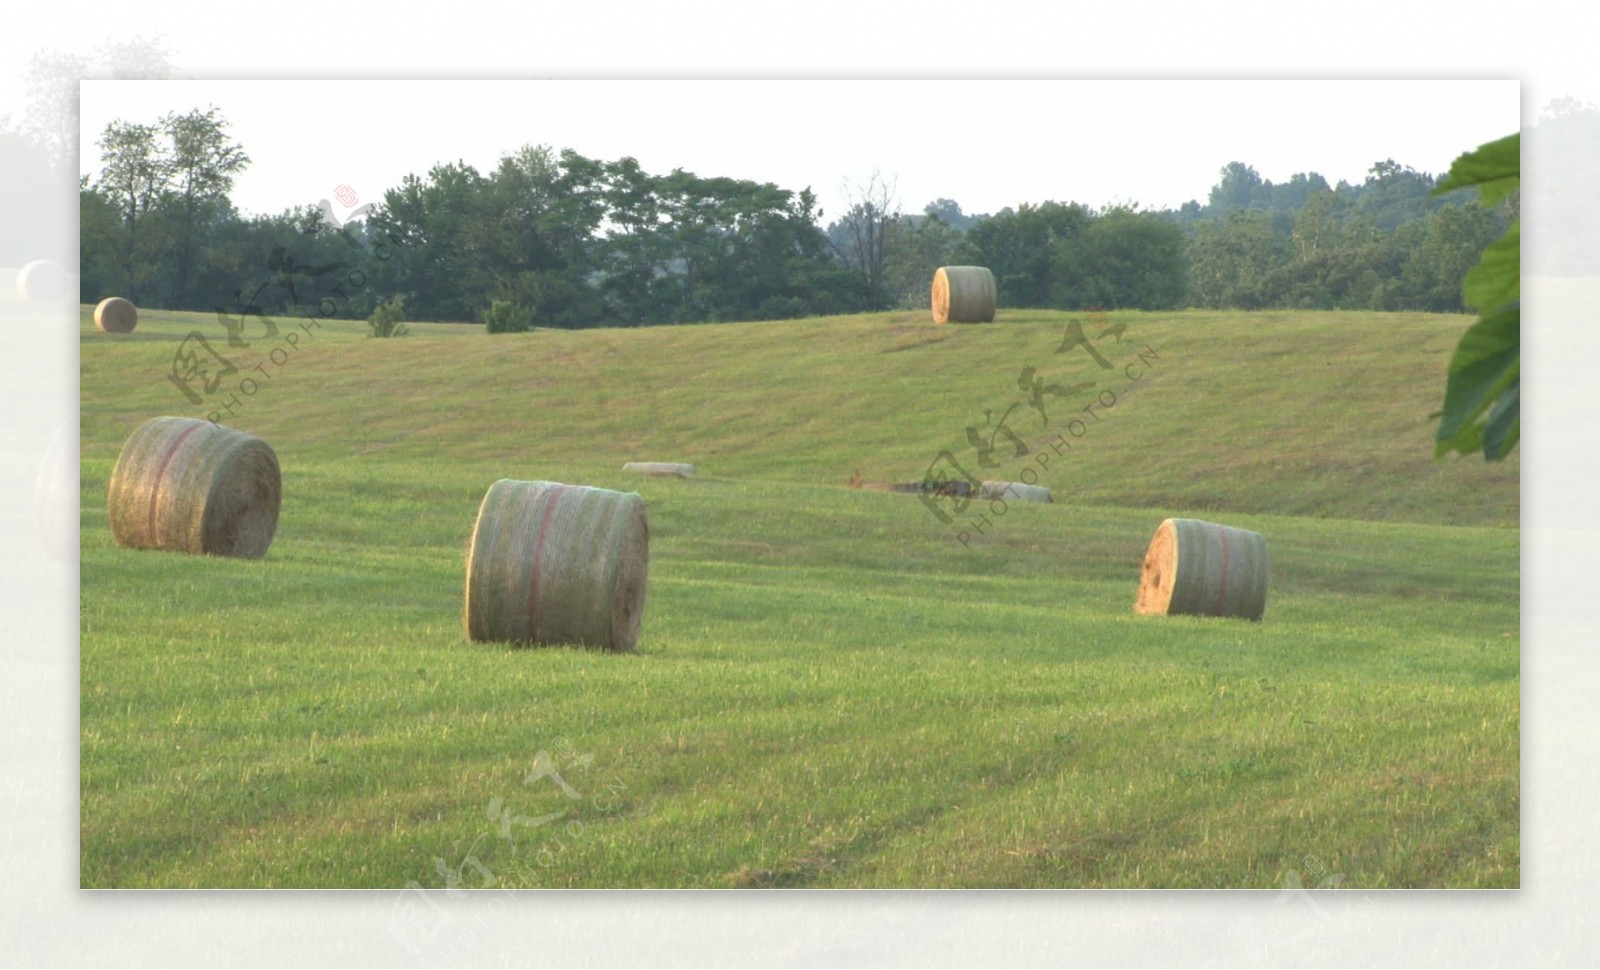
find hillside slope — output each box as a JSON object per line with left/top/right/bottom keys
{"left": 81, "top": 306, "right": 1518, "bottom": 528}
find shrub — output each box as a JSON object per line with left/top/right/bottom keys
{"left": 482, "top": 299, "right": 535, "bottom": 334}
{"left": 367, "top": 296, "right": 408, "bottom": 338}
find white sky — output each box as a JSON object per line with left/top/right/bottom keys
{"left": 78, "top": 79, "right": 1520, "bottom": 223}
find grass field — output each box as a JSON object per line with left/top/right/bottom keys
{"left": 79, "top": 305, "right": 1518, "bottom": 888}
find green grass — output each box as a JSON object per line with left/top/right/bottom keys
{"left": 79, "top": 306, "right": 1518, "bottom": 888}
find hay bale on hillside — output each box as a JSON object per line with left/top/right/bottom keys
{"left": 931, "top": 266, "right": 996, "bottom": 324}
{"left": 979, "top": 481, "right": 1052, "bottom": 503}
{"left": 1134, "top": 518, "right": 1268, "bottom": 621}
{"left": 94, "top": 296, "right": 138, "bottom": 333}
{"left": 623, "top": 462, "right": 696, "bottom": 478}
{"left": 465, "top": 479, "right": 650, "bottom": 651}
{"left": 107, "top": 417, "right": 281, "bottom": 558}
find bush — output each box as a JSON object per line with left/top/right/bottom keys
{"left": 482, "top": 299, "right": 535, "bottom": 334}
{"left": 367, "top": 296, "right": 408, "bottom": 338}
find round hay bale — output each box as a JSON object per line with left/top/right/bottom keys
{"left": 622, "top": 462, "right": 696, "bottom": 478}
{"left": 32, "top": 420, "right": 78, "bottom": 562}
{"left": 17, "top": 260, "right": 67, "bottom": 303}
{"left": 1135, "top": 518, "right": 1268, "bottom": 621}
{"left": 107, "top": 417, "right": 281, "bottom": 559}
{"left": 979, "top": 481, "right": 1052, "bottom": 503}
{"left": 931, "top": 266, "right": 996, "bottom": 324}
{"left": 465, "top": 479, "right": 650, "bottom": 651}
{"left": 94, "top": 296, "right": 138, "bottom": 333}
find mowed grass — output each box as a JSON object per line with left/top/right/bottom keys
{"left": 79, "top": 306, "right": 1518, "bottom": 888}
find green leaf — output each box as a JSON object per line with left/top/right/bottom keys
{"left": 1430, "top": 131, "right": 1521, "bottom": 463}
{"left": 1434, "top": 417, "right": 1484, "bottom": 460}
{"left": 1435, "top": 303, "right": 1520, "bottom": 451}
{"left": 1433, "top": 133, "right": 1520, "bottom": 206}
{"left": 1480, "top": 376, "right": 1520, "bottom": 461}
{"left": 1443, "top": 301, "right": 1519, "bottom": 376}
{"left": 1463, "top": 221, "right": 1519, "bottom": 311}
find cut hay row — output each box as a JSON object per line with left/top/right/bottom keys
{"left": 107, "top": 417, "right": 281, "bottom": 559}
{"left": 1135, "top": 518, "right": 1269, "bottom": 621}
{"left": 930, "top": 266, "right": 996, "bottom": 324}
{"left": 979, "top": 481, "right": 1052, "bottom": 503}
{"left": 623, "top": 462, "right": 696, "bottom": 478}
{"left": 464, "top": 479, "right": 650, "bottom": 651}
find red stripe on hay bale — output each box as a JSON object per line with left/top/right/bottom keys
{"left": 107, "top": 417, "right": 281, "bottom": 559}
{"left": 465, "top": 479, "right": 650, "bottom": 651}
{"left": 525, "top": 483, "right": 571, "bottom": 643}
{"left": 145, "top": 420, "right": 206, "bottom": 541}
{"left": 1135, "top": 518, "right": 1268, "bottom": 621}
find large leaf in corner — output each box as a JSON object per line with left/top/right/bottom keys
{"left": 1435, "top": 302, "right": 1520, "bottom": 459}
{"left": 1434, "top": 133, "right": 1521, "bottom": 205}
{"left": 1464, "top": 220, "right": 1519, "bottom": 312}
{"left": 1431, "top": 131, "right": 1520, "bottom": 462}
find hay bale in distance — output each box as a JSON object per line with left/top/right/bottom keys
{"left": 465, "top": 479, "right": 650, "bottom": 651}
{"left": 622, "top": 462, "right": 696, "bottom": 478}
{"left": 979, "top": 481, "right": 1052, "bottom": 503}
{"left": 930, "top": 266, "right": 996, "bottom": 324}
{"left": 17, "top": 260, "right": 67, "bottom": 303}
{"left": 107, "top": 417, "right": 282, "bottom": 558}
{"left": 1135, "top": 518, "right": 1268, "bottom": 621}
{"left": 94, "top": 296, "right": 138, "bottom": 333}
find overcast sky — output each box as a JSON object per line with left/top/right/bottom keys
{"left": 78, "top": 79, "right": 1520, "bottom": 224}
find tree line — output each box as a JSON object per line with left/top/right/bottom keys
{"left": 78, "top": 109, "right": 1524, "bottom": 327}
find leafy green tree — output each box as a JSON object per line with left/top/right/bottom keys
{"left": 76, "top": 178, "right": 123, "bottom": 300}
{"left": 825, "top": 171, "right": 901, "bottom": 310}
{"left": 597, "top": 155, "right": 673, "bottom": 324}
{"left": 1289, "top": 187, "right": 1338, "bottom": 262}
{"left": 921, "top": 198, "right": 985, "bottom": 232}
{"left": 366, "top": 160, "right": 488, "bottom": 323}
{"left": 1186, "top": 210, "right": 1292, "bottom": 309}
{"left": 160, "top": 107, "right": 250, "bottom": 306}
{"left": 1207, "top": 162, "right": 1269, "bottom": 213}
{"left": 966, "top": 201, "right": 1091, "bottom": 307}
{"left": 1268, "top": 171, "right": 1332, "bottom": 212}
{"left": 93, "top": 119, "right": 170, "bottom": 303}
{"left": 1354, "top": 159, "right": 1438, "bottom": 231}
{"left": 1431, "top": 133, "right": 1519, "bottom": 461}
{"left": 1400, "top": 202, "right": 1502, "bottom": 312}
{"left": 1052, "top": 206, "right": 1188, "bottom": 310}
{"left": 883, "top": 213, "right": 968, "bottom": 309}
{"left": 360, "top": 145, "right": 862, "bottom": 328}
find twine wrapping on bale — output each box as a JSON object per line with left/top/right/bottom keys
{"left": 94, "top": 296, "right": 138, "bottom": 333}
{"left": 464, "top": 479, "right": 650, "bottom": 651}
{"left": 1135, "top": 518, "right": 1268, "bottom": 621}
{"left": 107, "top": 417, "right": 282, "bottom": 558}
{"left": 979, "top": 481, "right": 1052, "bottom": 503}
{"left": 930, "top": 266, "right": 996, "bottom": 324}
{"left": 622, "top": 462, "right": 696, "bottom": 478}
